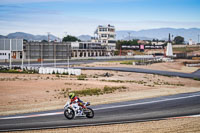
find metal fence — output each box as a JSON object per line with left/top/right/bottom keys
{"left": 0, "top": 39, "right": 23, "bottom": 51}
{"left": 24, "top": 42, "right": 71, "bottom": 59}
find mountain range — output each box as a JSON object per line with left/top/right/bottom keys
{"left": 116, "top": 28, "right": 200, "bottom": 42}
{"left": 0, "top": 28, "right": 200, "bottom": 42}
{"left": 0, "top": 32, "right": 59, "bottom": 41}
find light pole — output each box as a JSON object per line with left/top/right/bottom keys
{"left": 28, "top": 43, "right": 30, "bottom": 67}
{"left": 54, "top": 44, "right": 56, "bottom": 68}
{"left": 41, "top": 43, "right": 43, "bottom": 67}
{"left": 128, "top": 32, "right": 131, "bottom": 41}
{"left": 64, "top": 32, "right": 70, "bottom": 77}
{"left": 68, "top": 43, "right": 70, "bottom": 78}
{"left": 21, "top": 39, "right": 24, "bottom": 70}
{"left": 9, "top": 39, "right": 12, "bottom": 69}
{"left": 47, "top": 32, "right": 50, "bottom": 42}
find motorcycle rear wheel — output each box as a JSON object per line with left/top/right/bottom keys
{"left": 64, "top": 107, "right": 75, "bottom": 120}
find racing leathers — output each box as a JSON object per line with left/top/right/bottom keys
{"left": 70, "top": 96, "right": 86, "bottom": 109}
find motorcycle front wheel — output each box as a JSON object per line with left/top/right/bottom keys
{"left": 64, "top": 107, "right": 75, "bottom": 120}
{"left": 85, "top": 107, "right": 94, "bottom": 118}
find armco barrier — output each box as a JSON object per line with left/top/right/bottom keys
{"left": 39, "top": 67, "right": 81, "bottom": 75}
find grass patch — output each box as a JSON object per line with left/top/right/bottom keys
{"left": 193, "top": 78, "right": 200, "bottom": 81}
{"left": 77, "top": 74, "right": 87, "bottom": 80}
{"left": 72, "top": 88, "right": 102, "bottom": 96}
{"left": 120, "top": 60, "right": 138, "bottom": 65}
{"left": 0, "top": 69, "right": 38, "bottom": 74}
{"left": 173, "top": 46, "right": 200, "bottom": 53}
{"left": 59, "top": 86, "right": 127, "bottom": 98}
{"left": 153, "top": 81, "right": 184, "bottom": 86}
{"left": 101, "top": 80, "right": 147, "bottom": 84}
{"left": 101, "top": 79, "right": 184, "bottom": 87}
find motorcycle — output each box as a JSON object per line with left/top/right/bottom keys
{"left": 64, "top": 101, "right": 94, "bottom": 120}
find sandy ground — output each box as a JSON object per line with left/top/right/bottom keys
{"left": 0, "top": 59, "right": 200, "bottom": 115}
{"left": 0, "top": 59, "right": 200, "bottom": 132}
{"left": 9, "top": 117, "right": 200, "bottom": 133}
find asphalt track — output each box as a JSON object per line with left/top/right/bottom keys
{"left": 0, "top": 91, "right": 200, "bottom": 132}
{"left": 75, "top": 67, "right": 200, "bottom": 79}
{"left": 1, "top": 58, "right": 200, "bottom": 79}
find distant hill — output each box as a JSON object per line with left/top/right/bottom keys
{"left": 77, "top": 35, "right": 92, "bottom": 41}
{"left": 2, "top": 32, "right": 58, "bottom": 41}
{"left": 1, "top": 28, "right": 200, "bottom": 43}
{"left": 0, "top": 35, "right": 7, "bottom": 39}
{"left": 116, "top": 28, "right": 200, "bottom": 42}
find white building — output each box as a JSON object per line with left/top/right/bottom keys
{"left": 93, "top": 24, "right": 116, "bottom": 53}
{"left": 166, "top": 42, "right": 173, "bottom": 57}
{"left": 189, "top": 39, "right": 196, "bottom": 45}
{"left": 166, "top": 34, "right": 174, "bottom": 57}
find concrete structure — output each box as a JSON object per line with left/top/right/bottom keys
{"left": 166, "top": 34, "right": 174, "bottom": 57}
{"left": 0, "top": 39, "right": 23, "bottom": 60}
{"left": 189, "top": 39, "right": 196, "bottom": 45}
{"left": 71, "top": 42, "right": 107, "bottom": 57}
{"left": 24, "top": 42, "right": 71, "bottom": 60}
{"left": 93, "top": 24, "right": 116, "bottom": 54}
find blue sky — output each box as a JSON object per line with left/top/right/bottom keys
{"left": 0, "top": 0, "right": 200, "bottom": 37}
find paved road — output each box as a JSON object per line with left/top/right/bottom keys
{"left": 75, "top": 67, "right": 200, "bottom": 79}
{"left": 0, "top": 92, "right": 200, "bottom": 132}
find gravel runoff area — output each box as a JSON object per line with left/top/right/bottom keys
{"left": 1, "top": 59, "right": 200, "bottom": 132}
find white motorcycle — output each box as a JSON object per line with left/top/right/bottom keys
{"left": 64, "top": 101, "right": 94, "bottom": 120}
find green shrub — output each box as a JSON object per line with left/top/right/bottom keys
{"left": 67, "top": 86, "right": 127, "bottom": 97}
{"left": 70, "top": 88, "right": 102, "bottom": 96}
{"left": 194, "top": 78, "right": 200, "bottom": 81}
{"left": 77, "top": 74, "right": 87, "bottom": 80}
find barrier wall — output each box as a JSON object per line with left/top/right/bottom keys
{"left": 39, "top": 67, "right": 81, "bottom": 75}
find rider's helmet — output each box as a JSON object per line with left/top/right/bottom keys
{"left": 68, "top": 92, "right": 75, "bottom": 99}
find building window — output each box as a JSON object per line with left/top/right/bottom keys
{"left": 109, "top": 35, "right": 115, "bottom": 38}
{"left": 101, "top": 34, "right": 107, "bottom": 37}
{"left": 108, "top": 28, "right": 115, "bottom": 32}
{"left": 108, "top": 40, "right": 116, "bottom": 43}
{"left": 99, "top": 28, "right": 107, "bottom": 31}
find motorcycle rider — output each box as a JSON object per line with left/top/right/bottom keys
{"left": 68, "top": 92, "right": 87, "bottom": 111}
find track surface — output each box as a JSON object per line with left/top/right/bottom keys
{"left": 75, "top": 67, "right": 200, "bottom": 79}
{"left": 0, "top": 91, "right": 200, "bottom": 132}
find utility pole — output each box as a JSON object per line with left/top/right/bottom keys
{"left": 64, "top": 32, "right": 70, "bottom": 77}
{"left": 68, "top": 43, "right": 70, "bottom": 78}
{"left": 47, "top": 32, "right": 50, "bottom": 42}
{"left": 64, "top": 32, "right": 67, "bottom": 42}
{"left": 9, "top": 39, "right": 12, "bottom": 69}
{"left": 41, "top": 44, "right": 43, "bottom": 67}
{"left": 128, "top": 32, "right": 131, "bottom": 41}
{"left": 28, "top": 43, "right": 30, "bottom": 67}
{"left": 54, "top": 44, "right": 56, "bottom": 68}
{"left": 21, "top": 39, "right": 24, "bottom": 70}
{"left": 198, "top": 34, "right": 200, "bottom": 44}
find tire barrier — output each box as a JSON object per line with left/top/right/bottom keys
{"left": 39, "top": 67, "right": 81, "bottom": 75}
